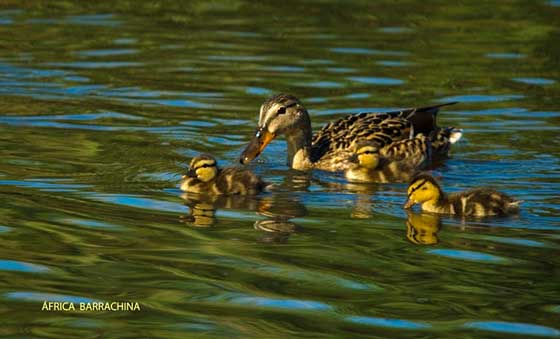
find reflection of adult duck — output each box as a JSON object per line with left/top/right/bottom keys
{"left": 180, "top": 192, "right": 307, "bottom": 237}
{"left": 405, "top": 211, "right": 441, "bottom": 246}
{"left": 256, "top": 194, "right": 306, "bottom": 243}
{"left": 240, "top": 94, "right": 461, "bottom": 172}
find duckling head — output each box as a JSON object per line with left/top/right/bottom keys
{"left": 352, "top": 144, "right": 381, "bottom": 169}
{"left": 186, "top": 154, "right": 219, "bottom": 182}
{"left": 240, "top": 94, "right": 311, "bottom": 164}
{"left": 404, "top": 173, "right": 443, "bottom": 209}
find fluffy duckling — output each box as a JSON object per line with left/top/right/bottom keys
{"left": 345, "top": 134, "right": 430, "bottom": 183}
{"left": 180, "top": 154, "right": 267, "bottom": 195}
{"left": 404, "top": 173, "right": 521, "bottom": 217}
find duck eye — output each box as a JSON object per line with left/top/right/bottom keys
{"left": 422, "top": 187, "right": 427, "bottom": 190}
{"left": 277, "top": 107, "right": 286, "bottom": 115}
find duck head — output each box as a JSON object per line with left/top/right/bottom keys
{"left": 350, "top": 144, "right": 381, "bottom": 170}
{"left": 185, "top": 154, "right": 219, "bottom": 182}
{"left": 404, "top": 173, "right": 442, "bottom": 209}
{"left": 240, "top": 94, "right": 311, "bottom": 165}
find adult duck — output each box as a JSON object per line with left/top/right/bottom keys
{"left": 239, "top": 94, "right": 461, "bottom": 171}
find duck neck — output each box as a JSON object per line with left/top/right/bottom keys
{"left": 422, "top": 192, "right": 450, "bottom": 213}
{"left": 285, "top": 119, "right": 313, "bottom": 171}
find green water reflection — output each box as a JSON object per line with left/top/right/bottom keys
{"left": 0, "top": 1, "right": 559, "bottom": 338}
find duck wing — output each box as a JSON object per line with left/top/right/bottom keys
{"left": 311, "top": 102, "right": 456, "bottom": 162}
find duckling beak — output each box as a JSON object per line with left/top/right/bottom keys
{"left": 240, "top": 127, "right": 276, "bottom": 164}
{"left": 186, "top": 169, "right": 197, "bottom": 178}
{"left": 403, "top": 198, "right": 415, "bottom": 209}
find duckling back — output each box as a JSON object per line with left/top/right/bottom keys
{"left": 449, "top": 188, "right": 521, "bottom": 217}
{"left": 215, "top": 167, "right": 267, "bottom": 195}
{"left": 181, "top": 154, "right": 267, "bottom": 195}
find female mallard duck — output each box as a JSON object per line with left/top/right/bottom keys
{"left": 180, "top": 154, "right": 267, "bottom": 195}
{"left": 239, "top": 94, "right": 461, "bottom": 171}
{"left": 404, "top": 173, "right": 521, "bottom": 216}
{"left": 345, "top": 134, "right": 430, "bottom": 183}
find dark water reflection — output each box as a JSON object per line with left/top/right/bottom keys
{"left": 1, "top": 1, "right": 559, "bottom": 338}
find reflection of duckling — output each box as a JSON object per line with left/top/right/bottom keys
{"left": 406, "top": 211, "right": 441, "bottom": 245}
{"left": 179, "top": 201, "right": 216, "bottom": 227}
{"left": 180, "top": 154, "right": 267, "bottom": 195}
{"left": 404, "top": 173, "right": 521, "bottom": 216}
{"left": 345, "top": 135, "right": 430, "bottom": 183}
{"left": 179, "top": 192, "right": 261, "bottom": 227}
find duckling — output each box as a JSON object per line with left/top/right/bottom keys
{"left": 180, "top": 154, "right": 267, "bottom": 195}
{"left": 240, "top": 94, "right": 460, "bottom": 171}
{"left": 345, "top": 134, "right": 430, "bottom": 183}
{"left": 404, "top": 173, "right": 521, "bottom": 216}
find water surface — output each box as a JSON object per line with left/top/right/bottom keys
{"left": 1, "top": 1, "right": 559, "bottom": 338}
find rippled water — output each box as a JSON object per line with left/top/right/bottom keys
{"left": 1, "top": 2, "right": 559, "bottom": 338}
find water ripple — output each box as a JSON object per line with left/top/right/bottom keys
{"left": 438, "top": 94, "right": 524, "bottom": 102}
{"left": 465, "top": 321, "right": 560, "bottom": 337}
{"left": 76, "top": 49, "right": 138, "bottom": 57}
{"left": 348, "top": 76, "right": 405, "bottom": 85}
{"left": 0, "top": 179, "right": 90, "bottom": 192}
{"left": 346, "top": 316, "right": 430, "bottom": 330}
{"left": 330, "top": 47, "right": 409, "bottom": 56}
{"left": 0, "top": 259, "right": 49, "bottom": 273}
{"left": 229, "top": 295, "right": 333, "bottom": 311}
{"left": 5, "top": 291, "right": 96, "bottom": 304}
{"left": 45, "top": 61, "right": 143, "bottom": 69}
{"left": 512, "top": 77, "right": 556, "bottom": 85}
{"left": 486, "top": 52, "right": 527, "bottom": 59}
{"left": 427, "top": 249, "right": 510, "bottom": 264}
{"left": 89, "top": 194, "right": 185, "bottom": 213}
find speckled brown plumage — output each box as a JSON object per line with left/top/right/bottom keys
{"left": 181, "top": 155, "right": 267, "bottom": 195}
{"left": 240, "top": 94, "right": 461, "bottom": 172}
{"left": 405, "top": 173, "right": 521, "bottom": 217}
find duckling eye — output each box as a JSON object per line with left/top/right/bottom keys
{"left": 422, "top": 187, "right": 427, "bottom": 190}
{"left": 277, "top": 107, "right": 286, "bottom": 115}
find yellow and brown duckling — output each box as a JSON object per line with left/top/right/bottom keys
{"left": 404, "top": 173, "right": 521, "bottom": 217}
{"left": 180, "top": 154, "right": 267, "bottom": 195}
{"left": 240, "top": 94, "right": 461, "bottom": 171}
{"left": 345, "top": 134, "right": 430, "bottom": 183}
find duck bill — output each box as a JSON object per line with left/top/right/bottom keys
{"left": 186, "top": 169, "right": 197, "bottom": 178}
{"left": 403, "top": 199, "right": 415, "bottom": 209}
{"left": 240, "top": 128, "right": 275, "bottom": 164}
